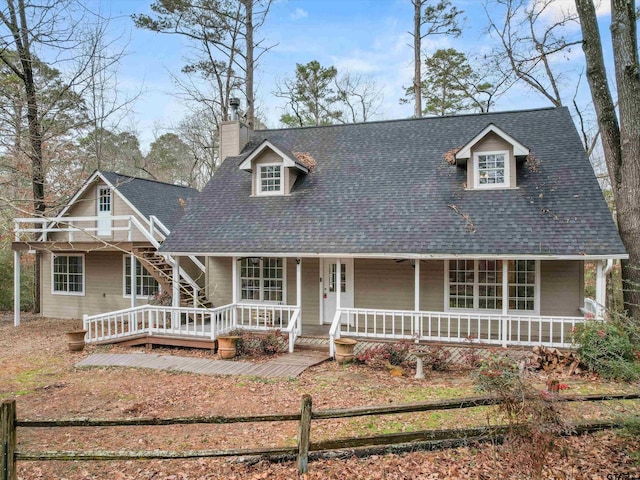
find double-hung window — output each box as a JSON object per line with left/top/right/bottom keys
{"left": 473, "top": 150, "right": 509, "bottom": 188}
{"left": 447, "top": 259, "right": 537, "bottom": 312}
{"left": 124, "top": 257, "right": 159, "bottom": 297}
{"left": 258, "top": 164, "right": 282, "bottom": 195}
{"left": 240, "top": 257, "right": 285, "bottom": 302}
{"left": 52, "top": 254, "right": 84, "bottom": 295}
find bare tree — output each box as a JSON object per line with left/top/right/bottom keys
{"left": 408, "top": 0, "right": 463, "bottom": 118}
{"left": 575, "top": 0, "right": 640, "bottom": 321}
{"left": 335, "top": 71, "right": 383, "bottom": 123}
{"left": 483, "top": 0, "right": 581, "bottom": 107}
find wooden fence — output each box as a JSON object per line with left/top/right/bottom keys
{"left": 2, "top": 393, "right": 639, "bottom": 479}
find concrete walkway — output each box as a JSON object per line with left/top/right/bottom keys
{"left": 75, "top": 351, "right": 330, "bottom": 378}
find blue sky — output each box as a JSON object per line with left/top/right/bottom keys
{"left": 88, "top": 0, "right": 613, "bottom": 151}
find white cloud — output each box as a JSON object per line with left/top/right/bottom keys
{"left": 290, "top": 7, "right": 308, "bottom": 21}
{"left": 537, "top": 0, "right": 610, "bottom": 25}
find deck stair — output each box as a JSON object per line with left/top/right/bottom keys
{"left": 132, "top": 246, "right": 211, "bottom": 308}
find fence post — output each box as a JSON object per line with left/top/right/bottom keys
{"left": 297, "top": 394, "right": 312, "bottom": 475}
{"left": 1, "top": 400, "right": 17, "bottom": 480}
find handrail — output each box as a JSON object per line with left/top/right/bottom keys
{"left": 284, "top": 309, "right": 301, "bottom": 353}
{"left": 328, "top": 310, "right": 343, "bottom": 358}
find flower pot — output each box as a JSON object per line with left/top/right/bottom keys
{"left": 65, "top": 330, "right": 87, "bottom": 352}
{"left": 217, "top": 335, "right": 240, "bottom": 359}
{"left": 334, "top": 337, "right": 357, "bottom": 364}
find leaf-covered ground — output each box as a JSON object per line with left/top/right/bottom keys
{"left": 2, "top": 313, "right": 639, "bottom": 479}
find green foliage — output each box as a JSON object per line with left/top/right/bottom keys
{"left": 277, "top": 60, "right": 342, "bottom": 127}
{"left": 228, "top": 329, "right": 288, "bottom": 357}
{"left": 472, "top": 353, "right": 520, "bottom": 394}
{"left": 0, "top": 247, "right": 35, "bottom": 311}
{"left": 573, "top": 319, "right": 640, "bottom": 381}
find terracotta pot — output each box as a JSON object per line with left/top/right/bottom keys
{"left": 65, "top": 330, "right": 87, "bottom": 352}
{"left": 334, "top": 337, "right": 357, "bottom": 364}
{"left": 217, "top": 335, "right": 240, "bottom": 359}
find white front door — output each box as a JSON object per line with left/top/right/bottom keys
{"left": 322, "top": 258, "right": 354, "bottom": 324}
{"left": 96, "top": 186, "right": 112, "bottom": 236}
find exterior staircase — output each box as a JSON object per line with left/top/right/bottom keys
{"left": 132, "top": 246, "right": 211, "bottom": 308}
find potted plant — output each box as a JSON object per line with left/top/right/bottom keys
{"left": 334, "top": 337, "right": 358, "bottom": 364}
{"left": 65, "top": 330, "right": 87, "bottom": 352}
{"left": 217, "top": 335, "right": 241, "bottom": 359}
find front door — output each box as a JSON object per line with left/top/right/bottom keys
{"left": 96, "top": 186, "right": 112, "bottom": 236}
{"left": 322, "top": 258, "right": 354, "bottom": 324}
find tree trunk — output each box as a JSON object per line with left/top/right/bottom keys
{"left": 243, "top": 0, "right": 254, "bottom": 129}
{"left": 576, "top": 0, "right": 640, "bottom": 321}
{"left": 413, "top": 0, "right": 422, "bottom": 118}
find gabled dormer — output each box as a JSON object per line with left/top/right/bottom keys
{"left": 239, "top": 140, "right": 312, "bottom": 196}
{"left": 455, "top": 124, "right": 529, "bottom": 190}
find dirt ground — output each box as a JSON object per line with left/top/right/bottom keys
{"left": 1, "top": 313, "right": 639, "bottom": 479}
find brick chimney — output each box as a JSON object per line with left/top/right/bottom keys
{"left": 219, "top": 98, "right": 250, "bottom": 163}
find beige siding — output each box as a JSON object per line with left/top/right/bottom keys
{"left": 207, "top": 257, "right": 233, "bottom": 306}
{"left": 420, "top": 260, "right": 445, "bottom": 311}
{"left": 354, "top": 259, "right": 414, "bottom": 310}
{"left": 219, "top": 121, "right": 249, "bottom": 162}
{"left": 301, "top": 258, "right": 319, "bottom": 326}
{"left": 468, "top": 132, "right": 517, "bottom": 188}
{"left": 49, "top": 180, "right": 152, "bottom": 243}
{"left": 41, "top": 250, "right": 145, "bottom": 319}
{"left": 540, "top": 260, "right": 583, "bottom": 317}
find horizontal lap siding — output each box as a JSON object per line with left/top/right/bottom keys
{"left": 207, "top": 257, "right": 232, "bottom": 307}
{"left": 301, "top": 259, "right": 319, "bottom": 325}
{"left": 540, "top": 260, "right": 583, "bottom": 317}
{"left": 41, "top": 251, "right": 134, "bottom": 319}
{"left": 354, "top": 259, "right": 414, "bottom": 310}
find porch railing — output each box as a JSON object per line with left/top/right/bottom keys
{"left": 83, "top": 303, "right": 301, "bottom": 353}
{"left": 329, "top": 307, "right": 588, "bottom": 357}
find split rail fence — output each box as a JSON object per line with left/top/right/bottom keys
{"left": 2, "top": 393, "right": 639, "bottom": 478}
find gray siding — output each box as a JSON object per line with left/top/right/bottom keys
{"left": 540, "top": 260, "right": 583, "bottom": 316}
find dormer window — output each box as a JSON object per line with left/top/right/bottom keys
{"left": 259, "top": 164, "right": 283, "bottom": 195}
{"left": 474, "top": 150, "right": 509, "bottom": 189}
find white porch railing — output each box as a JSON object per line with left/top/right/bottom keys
{"left": 329, "top": 307, "right": 589, "bottom": 357}
{"left": 83, "top": 303, "right": 301, "bottom": 353}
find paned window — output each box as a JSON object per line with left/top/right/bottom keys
{"left": 124, "top": 257, "right": 159, "bottom": 297}
{"left": 508, "top": 260, "right": 536, "bottom": 311}
{"left": 259, "top": 165, "right": 282, "bottom": 194}
{"left": 328, "top": 263, "right": 346, "bottom": 293}
{"left": 52, "top": 254, "right": 84, "bottom": 294}
{"left": 240, "top": 257, "right": 284, "bottom": 302}
{"left": 448, "top": 259, "right": 537, "bottom": 312}
{"left": 474, "top": 150, "right": 509, "bottom": 188}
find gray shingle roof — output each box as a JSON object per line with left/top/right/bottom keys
{"left": 101, "top": 172, "right": 199, "bottom": 231}
{"left": 159, "top": 107, "right": 626, "bottom": 257}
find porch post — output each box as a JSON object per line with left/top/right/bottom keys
{"left": 130, "top": 253, "right": 137, "bottom": 309}
{"left": 172, "top": 255, "right": 180, "bottom": 328}
{"left": 13, "top": 250, "right": 20, "bottom": 327}
{"left": 595, "top": 260, "right": 605, "bottom": 318}
{"left": 296, "top": 258, "right": 302, "bottom": 335}
{"left": 232, "top": 256, "right": 238, "bottom": 326}
{"left": 414, "top": 259, "right": 420, "bottom": 341}
{"left": 501, "top": 260, "right": 509, "bottom": 347}
{"left": 336, "top": 259, "right": 342, "bottom": 311}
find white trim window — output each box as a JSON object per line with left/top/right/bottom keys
{"left": 240, "top": 257, "right": 285, "bottom": 302}
{"left": 52, "top": 254, "right": 85, "bottom": 295}
{"left": 258, "top": 164, "right": 283, "bottom": 195}
{"left": 474, "top": 150, "right": 510, "bottom": 189}
{"left": 447, "top": 259, "right": 537, "bottom": 312}
{"left": 123, "top": 257, "right": 159, "bottom": 297}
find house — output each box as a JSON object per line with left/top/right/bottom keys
{"left": 13, "top": 107, "right": 627, "bottom": 355}
{"left": 12, "top": 171, "right": 204, "bottom": 323}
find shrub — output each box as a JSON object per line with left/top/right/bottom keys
{"left": 472, "top": 353, "right": 520, "bottom": 394}
{"left": 417, "top": 344, "right": 452, "bottom": 371}
{"left": 573, "top": 319, "right": 640, "bottom": 381}
{"left": 355, "top": 341, "right": 412, "bottom": 369}
{"left": 228, "top": 329, "right": 288, "bottom": 357}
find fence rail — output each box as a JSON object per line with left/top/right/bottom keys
{"left": 2, "top": 393, "right": 639, "bottom": 478}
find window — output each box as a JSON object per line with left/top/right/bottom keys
{"left": 328, "top": 263, "right": 346, "bottom": 293}
{"left": 447, "top": 259, "right": 537, "bottom": 312}
{"left": 258, "top": 164, "right": 282, "bottom": 195}
{"left": 52, "top": 254, "right": 84, "bottom": 295}
{"left": 124, "top": 257, "right": 159, "bottom": 297}
{"left": 240, "top": 257, "right": 285, "bottom": 302}
{"left": 473, "top": 150, "right": 509, "bottom": 189}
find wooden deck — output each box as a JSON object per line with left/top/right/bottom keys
{"left": 75, "top": 351, "right": 330, "bottom": 378}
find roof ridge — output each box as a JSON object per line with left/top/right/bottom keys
{"left": 100, "top": 171, "right": 198, "bottom": 191}
{"left": 254, "top": 106, "right": 566, "bottom": 133}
